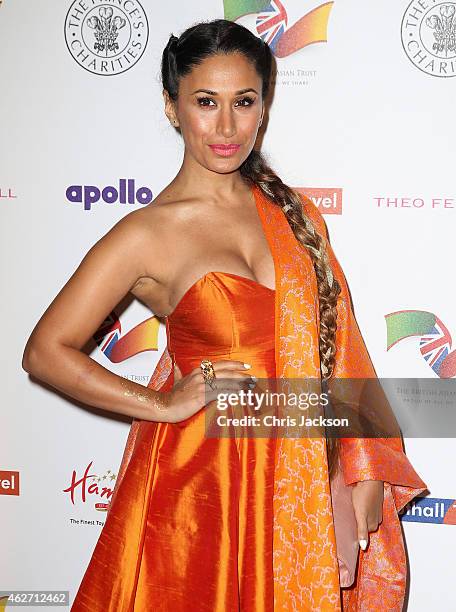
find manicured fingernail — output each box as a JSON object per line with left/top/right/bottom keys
{"left": 359, "top": 539, "right": 368, "bottom": 550}
{"left": 243, "top": 363, "right": 251, "bottom": 369}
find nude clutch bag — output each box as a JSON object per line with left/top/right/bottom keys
{"left": 330, "top": 463, "right": 360, "bottom": 588}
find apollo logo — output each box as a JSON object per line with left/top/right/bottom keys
{"left": 66, "top": 178, "right": 153, "bottom": 210}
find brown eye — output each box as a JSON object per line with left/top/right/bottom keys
{"left": 236, "top": 96, "right": 255, "bottom": 107}
{"left": 196, "top": 97, "right": 215, "bottom": 106}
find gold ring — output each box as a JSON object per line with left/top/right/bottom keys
{"left": 200, "top": 359, "right": 217, "bottom": 390}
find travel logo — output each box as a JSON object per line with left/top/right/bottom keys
{"left": 64, "top": 0, "right": 149, "bottom": 76}
{"left": 66, "top": 178, "right": 153, "bottom": 210}
{"left": 400, "top": 496, "right": 456, "bottom": 524}
{"left": 224, "top": 0, "right": 334, "bottom": 56}
{"left": 63, "top": 461, "right": 116, "bottom": 510}
{"left": 0, "top": 470, "right": 19, "bottom": 496}
{"left": 386, "top": 310, "right": 455, "bottom": 378}
{"left": 294, "top": 187, "right": 342, "bottom": 214}
{"left": 93, "top": 309, "right": 160, "bottom": 363}
{"left": 401, "top": 1, "right": 456, "bottom": 77}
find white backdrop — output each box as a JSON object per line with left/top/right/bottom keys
{"left": 1, "top": 0, "right": 455, "bottom": 609}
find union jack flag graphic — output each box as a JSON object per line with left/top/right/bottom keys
{"left": 255, "top": 0, "right": 288, "bottom": 52}
{"left": 419, "top": 316, "right": 451, "bottom": 374}
{"left": 386, "top": 309, "right": 456, "bottom": 378}
{"left": 93, "top": 311, "right": 121, "bottom": 358}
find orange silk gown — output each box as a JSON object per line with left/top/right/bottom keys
{"left": 71, "top": 183, "right": 428, "bottom": 611}
{"left": 72, "top": 272, "right": 279, "bottom": 611}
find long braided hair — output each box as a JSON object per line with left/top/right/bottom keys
{"left": 161, "top": 18, "right": 342, "bottom": 479}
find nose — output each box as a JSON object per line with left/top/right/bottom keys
{"left": 216, "top": 105, "right": 236, "bottom": 139}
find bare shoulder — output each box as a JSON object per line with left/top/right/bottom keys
{"left": 22, "top": 189, "right": 202, "bottom": 353}
{"left": 105, "top": 191, "right": 187, "bottom": 261}
{"left": 118, "top": 188, "right": 203, "bottom": 289}
{"left": 126, "top": 190, "right": 198, "bottom": 234}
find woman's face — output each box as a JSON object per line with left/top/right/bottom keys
{"left": 164, "top": 52, "right": 264, "bottom": 173}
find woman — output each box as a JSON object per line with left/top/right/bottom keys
{"left": 23, "top": 19, "right": 427, "bottom": 611}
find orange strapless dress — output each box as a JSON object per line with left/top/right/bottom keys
{"left": 72, "top": 184, "right": 429, "bottom": 611}
{"left": 72, "top": 270, "right": 278, "bottom": 611}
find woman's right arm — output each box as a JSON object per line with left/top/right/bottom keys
{"left": 22, "top": 209, "right": 253, "bottom": 423}
{"left": 21, "top": 210, "right": 178, "bottom": 421}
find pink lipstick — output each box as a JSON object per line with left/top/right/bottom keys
{"left": 208, "top": 144, "right": 241, "bottom": 157}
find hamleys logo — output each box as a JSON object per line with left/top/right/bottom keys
{"left": 63, "top": 461, "right": 116, "bottom": 510}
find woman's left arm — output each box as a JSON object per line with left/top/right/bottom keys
{"left": 297, "top": 192, "right": 428, "bottom": 530}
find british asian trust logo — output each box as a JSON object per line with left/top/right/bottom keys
{"left": 224, "top": 0, "right": 334, "bottom": 57}
{"left": 64, "top": 0, "right": 149, "bottom": 76}
{"left": 401, "top": 1, "right": 456, "bottom": 77}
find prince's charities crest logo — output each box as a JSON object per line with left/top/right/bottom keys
{"left": 64, "top": 0, "right": 149, "bottom": 76}
{"left": 401, "top": 1, "right": 456, "bottom": 77}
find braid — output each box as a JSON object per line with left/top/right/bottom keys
{"left": 241, "top": 149, "right": 342, "bottom": 479}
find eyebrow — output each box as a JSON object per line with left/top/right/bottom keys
{"left": 190, "top": 88, "right": 259, "bottom": 95}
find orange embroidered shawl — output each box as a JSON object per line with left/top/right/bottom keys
{"left": 111, "top": 183, "right": 428, "bottom": 610}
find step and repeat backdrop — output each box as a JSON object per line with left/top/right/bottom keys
{"left": 1, "top": 0, "right": 455, "bottom": 609}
